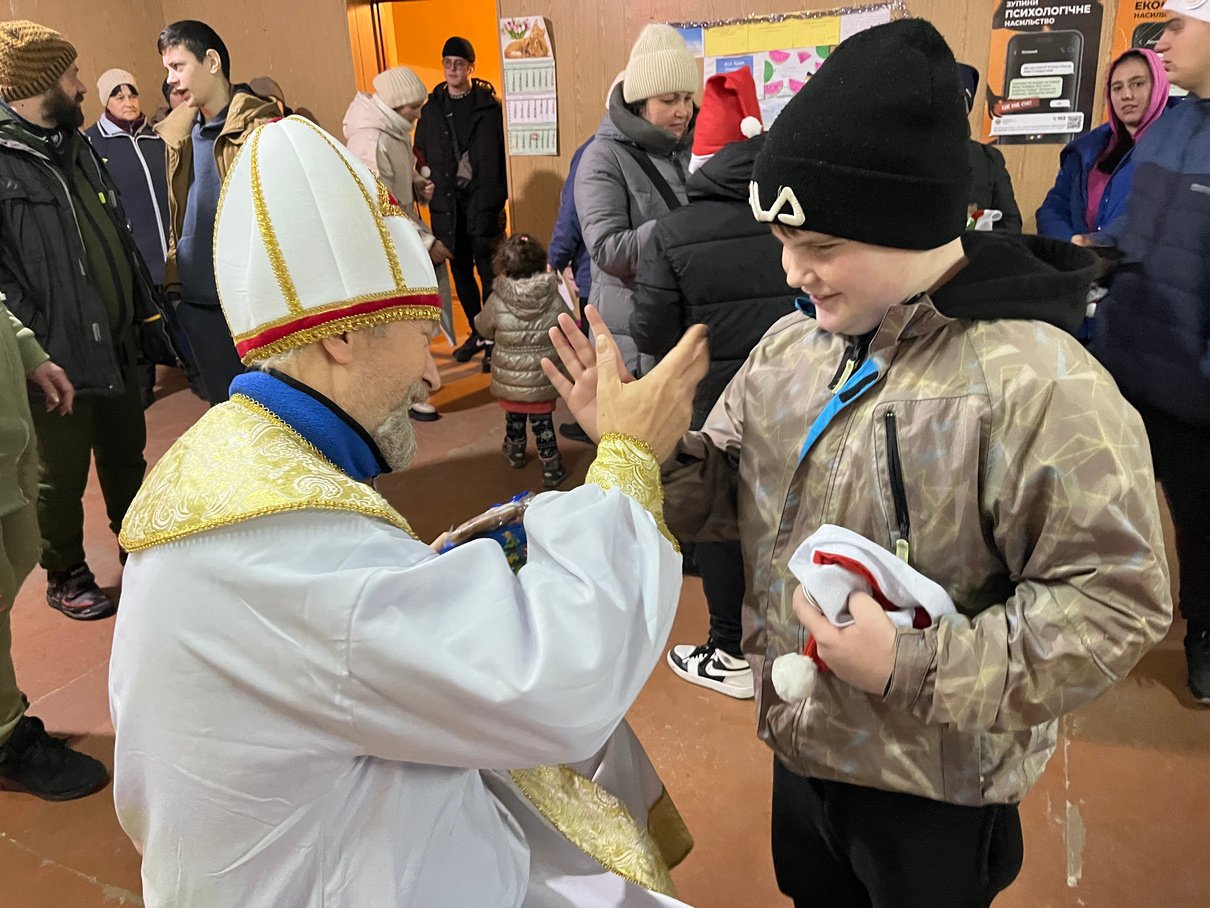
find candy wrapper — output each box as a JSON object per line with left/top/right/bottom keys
{"left": 439, "top": 492, "right": 535, "bottom": 573}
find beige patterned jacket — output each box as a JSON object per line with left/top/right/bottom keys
{"left": 664, "top": 297, "right": 1172, "bottom": 806}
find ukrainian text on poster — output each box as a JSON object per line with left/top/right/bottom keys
{"left": 982, "top": 1, "right": 1106, "bottom": 145}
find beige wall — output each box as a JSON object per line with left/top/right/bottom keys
{"left": 497, "top": 0, "right": 1124, "bottom": 241}
{"left": 4, "top": 0, "right": 358, "bottom": 133}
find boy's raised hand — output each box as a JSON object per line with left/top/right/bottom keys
{"left": 541, "top": 304, "right": 633, "bottom": 441}
{"left": 541, "top": 304, "right": 708, "bottom": 460}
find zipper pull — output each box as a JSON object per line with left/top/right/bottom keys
{"left": 895, "top": 538, "right": 910, "bottom": 563}
{"left": 92, "top": 323, "right": 103, "bottom": 342}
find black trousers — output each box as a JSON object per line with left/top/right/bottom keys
{"left": 449, "top": 202, "right": 497, "bottom": 327}
{"left": 698, "top": 539, "right": 745, "bottom": 657}
{"left": 772, "top": 760, "right": 1023, "bottom": 908}
{"left": 176, "top": 301, "right": 244, "bottom": 404}
{"left": 1134, "top": 402, "right": 1210, "bottom": 635}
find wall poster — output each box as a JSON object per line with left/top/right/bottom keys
{"left": 982, "top": 1, "right": 1107, "bottom": 145}
{"left": 671, "top": 3, "right": 906, "bottom": 126}
{"left": 499, "top": 16, "right": 558, "bottom": 155}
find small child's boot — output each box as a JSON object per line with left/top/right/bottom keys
{"left": 502, "top": 438, "right": 527, "bottom": 468}
{"left": 540, "top": 453, "right": 567, "bottom": 489}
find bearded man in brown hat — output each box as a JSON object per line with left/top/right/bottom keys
{"left": 0, "top": 19, "right": 171, "bottom": 623}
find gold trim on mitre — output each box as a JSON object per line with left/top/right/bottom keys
{"left": 509, "top": 765, "right": 679, "bottom": 897}
{"left": 291, "top": 116, "right": 408, "bottom": 289}
{"left": 119, "top": 395, "right": 415, "bottom": 552}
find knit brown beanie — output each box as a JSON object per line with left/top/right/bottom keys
{"left": 0, "top": 20, "right": 77, "bottom": 102}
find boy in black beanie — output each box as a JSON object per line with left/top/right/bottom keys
{"left": 545, "top": 17, "right": 1171, "bottom": 907}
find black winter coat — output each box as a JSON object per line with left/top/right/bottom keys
{"left": 0, "top": 106, "right": 174, "bottom": 396}
{"left": 966, "top": 140, "right": 1022, "bottom": 233}
{"left": 632, "top": 135, "right": 796, "bottom": 429}
{"left": 413, "top": 80, "right": 507, "bottom": 247}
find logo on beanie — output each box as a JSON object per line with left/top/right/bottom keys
{"left": 749, "top": 181, "right": 805, "bottom": 227}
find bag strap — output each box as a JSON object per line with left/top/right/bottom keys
{"left": 616, "top": 143, "right": 683, "bottom": 212}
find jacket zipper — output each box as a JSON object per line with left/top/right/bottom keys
{"left": 33, "top": 159, "right": 87, "bottom": 276}
{"left": 132, "top": 133, "right": 169, "bottom": 261}
{"left": 884, "top": 408, "right": 911, "bottom": 562}
{"left": 828, "top": 342, "right": 859, "bottom": 392}
{"left": 94, "top": 120, "right": 167, "bottom": 257}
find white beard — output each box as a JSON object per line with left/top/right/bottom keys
{"left": 370, "top": 381, "right": 426, "bottom": 472}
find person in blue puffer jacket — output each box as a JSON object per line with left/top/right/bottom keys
{"left": 1085, "top": 1, "right": 1210, "bottom": 706}
{"left": 1037, "top": 48, "right": 1172, "bottom": 242}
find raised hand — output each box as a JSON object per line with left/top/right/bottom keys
{"left": 595, "top": 323, "right": 708, "bottom": 461}
{"left": 540, "top": 305, "right": 633, "bottom": 440}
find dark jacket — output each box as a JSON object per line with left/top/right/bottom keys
{"left": 413, "top": 79, "right": 507, "bottom": 247}
{"left": 966, "top": 141, "right": 1021, "bottom": 232}
{"left": 548, "top": 136, "right": 593, "bottom": 301}
{"left": 0, "top": 103, "right": 173, "bottom": 396}
{"left": 1092, "top": 95, "right": 1210, "bottom": 425}
{"left": 85, "top": 114, "right": 170, "bottom": 285}
{"left": 632, "top": 135, "right": 795, "bottom": 428}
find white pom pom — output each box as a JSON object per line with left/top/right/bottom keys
{"left": 740, "top": 116, "right": 763, "bottom": 139}
{"left": 420, "top": 166, "right": 432, "bottom": 178}
{"left": 771, "top": 653, "right": 817, "bottom": 702}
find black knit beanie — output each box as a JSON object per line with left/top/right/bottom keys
{"left": 751, "top": 18, "right": 970, "bottom": 250}
{"left": 442, "top": 36, "right": 475, "bottom": 64}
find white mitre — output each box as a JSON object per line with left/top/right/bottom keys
{"left": 214, "top": 115, "right": 441, "bottom": 364}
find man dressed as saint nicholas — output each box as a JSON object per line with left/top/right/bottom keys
{"left": 109, "top": 116, "right": 709, "bottom": 906}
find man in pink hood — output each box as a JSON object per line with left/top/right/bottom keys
{"left": 1036, "top": 48, "right": 1173, "bottom": 241}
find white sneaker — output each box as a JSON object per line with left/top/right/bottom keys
{"left": 667, "top": 643, "right": 754, "bottom": 699}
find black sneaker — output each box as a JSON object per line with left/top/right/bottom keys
{"left": 558, "top": 422, "right": 593, "bottom": 445}
{"left": 0, "top": 715, "right": 110, "bottom": 801}
{"left": 452, "top": 332, "right": 486, "bottom": 363}
{"left": 46, "top": 563, "right": 116, "bottom": 621}
{"left": 1186, "top": 629, "right": 1210, "bottom": 706}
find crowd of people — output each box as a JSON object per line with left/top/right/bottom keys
{"left": 0, "top": 2, "right": 1207, "bottom": 906}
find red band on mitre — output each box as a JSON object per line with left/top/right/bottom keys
{"left": 235, "top": 293, "right": 443, "bottom": 360}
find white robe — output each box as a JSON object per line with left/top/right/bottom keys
{"left": 110, "top": 483, "right": 688, "bottom": 906}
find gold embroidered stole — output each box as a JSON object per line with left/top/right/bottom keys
{"left": 121, "top": 402, "right": 691, "bottom": 894}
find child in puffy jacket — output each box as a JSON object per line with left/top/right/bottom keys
{"left": 475, "top": 234, "right": 569, "bottom": 489}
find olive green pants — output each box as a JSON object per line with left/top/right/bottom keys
{"left": 0, "top": 502, "right": 39, "bottom": 745}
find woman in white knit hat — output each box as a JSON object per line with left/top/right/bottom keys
{"left": 574, "top": 24, "right": 698, "bottom": 378}
{"left": 344, "top": 65, "right": 453, "bottom": 421}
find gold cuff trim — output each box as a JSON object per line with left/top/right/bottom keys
{"left": 510, "top": 766, "right": 678, "bottom": 897}
{"left": 586, "top": 434, "right": 678, "bottom": 551}
{"left": 648, "top": 786, "right": 694, "bottom": 870}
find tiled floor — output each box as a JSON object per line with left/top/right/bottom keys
{"left": 2, "top": 344, "right": 1208, "bottom": 907}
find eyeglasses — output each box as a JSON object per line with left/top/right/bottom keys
{"left": 442, "top": 59, "right": 471, "bottom": 71}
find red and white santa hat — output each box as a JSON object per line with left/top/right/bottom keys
{"left": 689, "top": 66, "right": 763, "bottom": 173}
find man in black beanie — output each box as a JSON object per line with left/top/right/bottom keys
{"left": 545, "top": 17, "right": 1172, "bottom": 907}
{"left": 414, "top": 36, "right": 507, "bottom": 369}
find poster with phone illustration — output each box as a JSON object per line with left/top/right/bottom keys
{"left": 1109, "top": 2, "right": 1188, "bottom": 96}
{"left": 982, "top": 0, "right": 1106, "bottom": 145}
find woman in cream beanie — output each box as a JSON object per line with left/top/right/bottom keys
{"left": 572, "top": 24, "right": 698, "bottom": 377}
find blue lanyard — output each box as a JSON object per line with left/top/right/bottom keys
{"left": 798, "top": 357, "right": 881, "bottom": 464}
